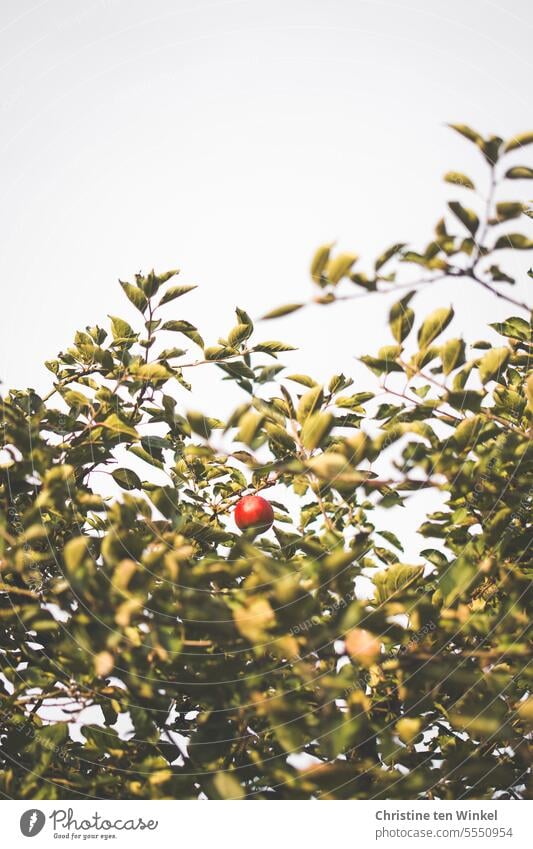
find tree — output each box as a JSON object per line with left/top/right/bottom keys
{"left": 0, "top": 125, "right": 531, "bottom": 800}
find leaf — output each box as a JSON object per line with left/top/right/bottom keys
{"left": 446, "top": 390, "right": 484, "bottom": 413}
{"left": 448, "top": 201, "right": 479, "bottom": 235}
{"left": 120, "top": 281, "right": 148, "bottom": 313}
{"left": 310, "top": 243, "right": 333, "bottom": 282}
{"left": 300, "top": 411, "right": 334, "bottom": 450}
{"left": 389, "top": 291, "right": 415, "bottom": 343}
{"left": 418, "top": 306, "right": 454, "bottom": 348}
{"left": 503, "top": 131, "right": 533, "bottom": 152}
{"left": 261, "top": 303, "right": 304, "bottom": 320}
{"left": 494, "top": 201, "right": 525, "bottom": 222}
{"left": 158, "top": 284, "right": 197, "bottom": 305}
{"left": 297, "top": 385, "right": 324, "bottom": 424}
{"left": 447, "top": 123, "right": 483, "bottom": 145}
{"left": 237, "top": 412, "right": 264, "bottom": 446}
{"left": 162, "top": 320, "right": 204, "bottom": 348}
{"left": 439, "top": 549, "right": 477, "bottom": 604}
{"left": 101, "top": 413, "right": 139, "bottom": 439}
{"left": 490, "top": 317, "right": 531, "bottom": 341}
{"left": 132, "top": 363, "right": 173, "bottom": 382}
{"left": 306, "top": 452, "right": 348, "bottom": 479}
{"left": 234, "top": 597, "right": 275, "bottom": 643}
{"left": 441, "top": 337, "right": 465, "bottom": 375}
{"left": 493, "top": 233, "right": 533, "bottom": 250}
{"left": 375, "top": 242, "right": 406, "bottom": 271}
{"left": 335, "top": 392, "right": 374, "bottom": 409}
{"left": 373, "top": 564, "right": 424, "bottom": 604}
{"left": 128, "top": 444, "right": 164, "bottom": 469}
{"left": 227, "top": 323, "right": 253, "bottom": 348}
{"left": 112, "top": 468, "right": 142, "bottom": 490}
{"left": 211, "top": 771, "right": 245, "bottom": 800}
{"left": 109, "top": 315, "right": 136, "bottom": 341}
{"left": 187, "top": 411, "right": 212, "bottom": 439}
{"left": 286, "top": 374, "right": 318, "bottom": 388}
{"left": 504, "top": 166, "right": 533, "bottom": 180}
{"left": 444, "top": 172, "right": 475, "bottom": 190}
{"left": 478, "top": 346, "right": 510, "bottom": 384}
{"left": 326, "top": 252, "right": 358, "bottom": 284}
{"left": 453, "top": 415, "right": 483, "bottom": 450}
{"left": 526, "top": 373, "right": 533, "bottom": 413}
{"left": 377, "top": 530, "right": 404, "bottom": 551}
{"left": 253, "top": 341, "right": 296, "bottom": 354}
{"left": 63, "top": 536, "right": 91, "bottom": 572}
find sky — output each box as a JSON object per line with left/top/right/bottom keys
{"left": 0, "top": 0, "right": 532, "bottom": 399}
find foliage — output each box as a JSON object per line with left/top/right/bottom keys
{"left": 0, "top": 125, "right": 532, "bottom": 800}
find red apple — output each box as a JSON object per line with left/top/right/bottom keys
{"left": 234, "top": 495, "right": 274, "bottom": 533}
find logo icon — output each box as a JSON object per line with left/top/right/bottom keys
{"left": 20, "top": 809, "right": 46, "bottom": 837}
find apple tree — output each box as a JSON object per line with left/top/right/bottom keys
{"left": 0, "top": 125, "right": 531, "bottom": 800}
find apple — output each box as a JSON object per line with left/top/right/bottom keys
{"left": 345, "top": 628, "right": 381, "bottom": 667}
{"left": 234, "top": 494, "right": 274, "bottom": 533}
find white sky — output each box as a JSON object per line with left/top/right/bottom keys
{"left": 0, "top": 0, "right": 531, "bottom": 562}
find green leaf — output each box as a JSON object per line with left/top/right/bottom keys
{"left": 478, "top": 346, "right": 510, "bottom": 384}
{"left": 64, "top": 536, "right": 91, "bottom": 572}
{"left": 286, "top": 374, "right": 318, "bottom": 388}
{"left": 490, "top": 317, "right": 531, "bottom": 342}
{"left": 128, "top": 445, "right": 164, "bottom": 469}
{"left": 504, "top": 166, "right": 533, "bottom": 179}
{"left": 112, "top": 468, "right": 142, "bottom": 490}
{"left": 439, "top": 549, "right": 477, "bottom": 604}
{"left": 228, "top": 323, "right": 253, "bottom": 348}
{"left": 162, "top": 320, "right": 204, "bottom": 348}
{"left": 311, "top": 243, "right": 333, "bottom": 283}
{"left": 494, "top": 202, "right": 525, "bottom": 222}
{"left": 158, "top": 284, "right": 197, "bottom": 305}
{"left": 120, "top": 281, "right": 148, "bottom": 313}
{"left": 493, "top": 233, "right": 533, "bottom": 250}
{"left": 389, "top": 291, "right": 415, "bottom": 343}
{"left": 375, "top": 242, "right": 406, "bottom": 271}
{"left": 187, "top": 411, "right": 212, "bottom": 439}
{"left": 132, "top": 363, "right": 173, "bottom": 382}
{"left": 253, "top": 341, "right": 296, "bottom": 354}
{"left": 101, "top": 413, "right": 139, "bottom": 439}
{"left": 297, "top": 385, "right": 324, "bottom": 424}
{"left": 211, "top": 771, "right": 245, "bottom": 800}
{"left": 237, "top": 411, "right": 264, "bottom": 445}
{"left": 444, "top": 172, "right": 475, "bottom": 190}
{"left": 453, "top": 415, "right": 483, "bottom": 450}
{"left": 373, "top": 564, "right": 424, "bottom": 604}
{"left": 326, "top": 252, "right": 358, "bottom": 284}
{"left": 446, "top": 390, "right": 484, "bottom": 413}
{"left": 261, "top": 303, "right": 304, "bottom": 320}
{"left": 503, "top": 131, "right": 533, "bottom": 152}
{"left": 447, "top": 123, "right": 483, "bottom": 145}
{"left": 335, "top": 392, "right": 374, "bottom": 409}
{"left": 448, "top": 201, "right": 479, "bottom": 235}
{"left": 418, "top": 306, "right": 454, "bottom": 348}
{"left": 300, "top": 411, "right": 334, "bottom": 450}
{"left": 377, "top": 530, "right": 404, "bottom": 551}
{"left": 441, "top": 337, "right": 465, "bottom": 375}
{"left": 109, "top": 315, "right": 136, "bottom": 341}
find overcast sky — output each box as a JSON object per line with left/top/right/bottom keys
{"left": 1, "top": 0, "right": 532, "bottom": 394}
{"left": 0, "top": 0, "right": 531, "bottom": 563}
